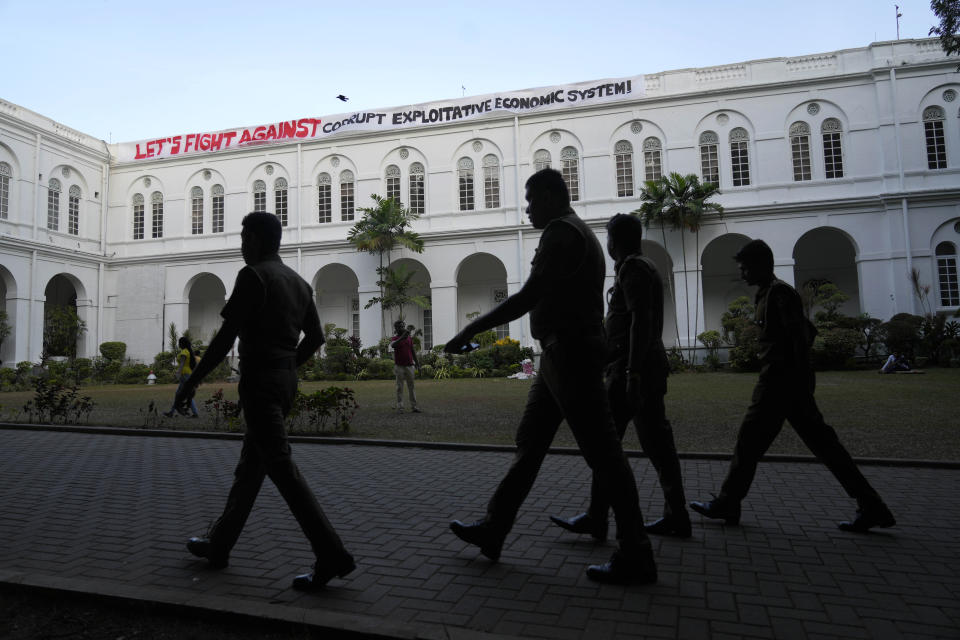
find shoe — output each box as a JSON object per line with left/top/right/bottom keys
{"left": 189, "top": 414, "right": 199, "bottom": 419}
{"left": 586, "top": 549, "right": 658, "bottom": 585}
{"left": 186, "top": 537, "right": 228, "bottom": 569}
{"left": 163, "top": 411, "right": 175, "bottom": 418}
{"left": 549, "top": 512, "right": 608, "bottom": 541}
{"left": 644, "top": 516, "right": 692, "bottom": 539}
{"left": 689, "top": 496, "right": 741, "bottom": 525}
{"left": 411, "top": 408, "right": 422, "bottom": 413}
{"left": 396, "top": 408, "right": 404, "bottom": 413}
{"left": 292, "top": 554, "right": 356, "bottom": 591}
{"left": 449, "top": 519, "right": 504, "bottom": 562}
{"left": 838, "top": 503, "right": 896, "bottom": 533}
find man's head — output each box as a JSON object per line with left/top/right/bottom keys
{"left": 734, "top": 239, "right": 774, "bottom": 286}
{"left": 241, "top": 212, "right": 282, "bottom": 264}
{"left": 394, "top": 320, "right": 406, "bottom": 334}
{"left": 605, "top": 213, "right": 644, "bottom": 261}
{"left": 524, "top": 168, "right": 570, "bottom": 229}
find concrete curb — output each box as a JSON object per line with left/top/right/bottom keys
{"left": 2, "top": 421, "right": 958, "bottom": 469}
{"left": 0, "top": 570, "right": 521, "bottom": 640}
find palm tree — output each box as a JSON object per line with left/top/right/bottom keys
{"left": 347, "top": 195, "right": 425, "bottom": 335}
{"left": 634, "top": 178, "right": 682, "bottom": 356}
{"left": 636, "top": 172, "right": 723, "bottom": 362}
{"left": 370, "top": 263, "right": 431, "bottom": 324}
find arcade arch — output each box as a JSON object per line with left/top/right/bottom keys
{"left": 701, "top": 233, "right": 752, "bottom": 335}
{"left": 793, "top": 228, "right": 860, "bottom": 317}
{"left": 314, "top": 264, "right": 360, "bottom": 336}
{"left": 456, "top": 253, "right": 509, "bottom": 339}
{"left": 186, "top": 274, "right": 227, "bottom": 344}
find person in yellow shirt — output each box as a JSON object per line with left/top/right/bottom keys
{"left": 164, "top": 337, "right": 199, "bottom": 418}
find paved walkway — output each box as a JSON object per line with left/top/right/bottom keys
{"left": 0, "top": 425, "right": 958, "bottom": 639}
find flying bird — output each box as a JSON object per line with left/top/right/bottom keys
{"left": 336, "top": 95, "right": 348, "bottom": 102}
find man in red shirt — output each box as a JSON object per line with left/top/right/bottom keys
{"left": 390, "top": 320, "right": 420, "bottom": 413}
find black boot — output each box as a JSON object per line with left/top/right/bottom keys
{"left": 586, "top": 547, "right": 657, "bottom": 585}
{"left": 449, "top": 519, "right": 505, "bottom": 562}
{"left": 549, "top": 512, "right": 608, "bottom": 541}
{"left": 838, "top": 502, "right": 895, "bottom": 533}
{"left": 689, "top": 496, "right": 741, "bottom": 525}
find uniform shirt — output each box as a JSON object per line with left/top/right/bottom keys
{"left": 220, "top": 254, "right": 323, "bottom": 365}
{"left": 605, "top": 253, "right": 669, "bottom": 377}
{"left": 391, "top": 334, "right": 416, "bottom": 366}
{"left": 754, "top": 278, "right": 815, "bottom": 373}
{"left": 527, "top": 211, "right": 605, "bottom": 340}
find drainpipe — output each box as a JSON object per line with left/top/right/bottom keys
{"left": 32, "top": 134, "right": 41, "bottom": 241}
{"left": 297, "top": 143, "right": 303, "bottom": 273}
{"left": 28, "top": 249, "right": 36, "bottom": 361}
{"left": 98, "top": 159, "right": 109, "bottom": 348}
{"left": 890, "top": 66, "right": 915, "bottom": 314}
{"left": 513, "top": 115, "right": 526, "bottom": 345}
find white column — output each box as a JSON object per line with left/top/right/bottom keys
{"left": 430, "top": 282, "right": 458, "bottom": 347}
{"left": 505, "top": 280, "right": 528, "bottom": 348}
{"left": 75, "top": 298, "right": 96, "bottom": 359}
{"left": 358, "top": 286, "right": 381, "bottom": 352}
{"left": 3, "top": 296, "right": 27, "bottom": 365}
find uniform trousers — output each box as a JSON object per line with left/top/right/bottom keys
{"left": 720, "top": 367, "right": 884, "bottom": 508}
{"left": 586, "top": 367, "right": 686, "bottom": 522}
{"left": 485, "top": 336, "right": 650, "bottom": 552}
{"left": 207, "top": 365, "right": 351, "bottom": 565}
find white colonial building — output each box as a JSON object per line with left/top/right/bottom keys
{"left": 1, "top": 38, "right": 958, "bottom": 366}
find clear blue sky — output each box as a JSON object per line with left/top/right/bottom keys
{"left": 0, "top": 0, "right": 942, "bottom": 144}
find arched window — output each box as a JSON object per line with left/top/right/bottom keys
{"left": 47, "top": 178, "right": 61, "bottom": 231}
{"left": 191, "top": 186, "right": 203, "bottom": 235}
{"left": 274, "top": 178, "right": 288, "bottom": 227}
{"left": 642, "top": 137, "right": 662, "bottom": 182}
{"left": 409, "top": 163, "right": 425, "bottom": 215}
{"left": 483, "top": 155, "right": 500, "bottom": 209}
{"left": 699, "top": 132, "right": 719, "bottom": 184}
{"left": 340, "top": 170, "right": 355, "bottom": 221}
{"left": 821, "top": 118, "right": 844, "bottom": 179}
{"left": 936, "top": 241, "right": 959, "bottom": 307}
{"left": 614, "top": 140, "right": 634, "bottom": 197}
{"left": 561, "top": 147, "right": 580, "bottom": 201}
{"left": 790, "top": 122, "right": 812, "bottom": 181}
{"left": 151, "top": 191, "right": 164, "bottom": 238}
{"left": 211, "top": 184, "right": 224, "bottom": 233}
{"left": 132, "top": 193, "right": 144, "bottom": 239}
{"left": 923, "top": 106, "right": 947, "bottom": 169}
{"left": 533, "top": 149, "right": 551, "bottom": 172}
{"left": 318, "top": 173, "right": 332, "bottom": 223}
{"left": 67, "top": 185, "right": 80, "bottom": 236}
{"left": 730, "top": 128, "right": 750, "bottom": 186}
{"left": 0, "top": 162, "right": 10, "bottom": 220}
{"left": 253, "top": 180, "right": 266, "bottom": 212}
{"left": 458, "top": 157, "right": 475, "bottom": 211}
{"left": 385, "top": 165, "right": 401, "bottom": 203}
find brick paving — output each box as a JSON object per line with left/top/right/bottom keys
{"left": 0, "top": 425, "right": 958, "bottom": 639}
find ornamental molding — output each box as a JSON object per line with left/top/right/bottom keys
{"left": 924, "top": 106, "right": 946, "bottom": 120}
{"left": 614, "top": 140, "right": 632, "bottom": 154}
{"left": 790, "top": 122, "right": 810, "bottom": 136}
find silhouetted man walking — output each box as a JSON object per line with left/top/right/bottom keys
{"left": 689, "top": 239, "right": 895, "bottom": 532}
{"left": 551, "top": 213, "right": 691, "bottom": 540}
{"left": 444, "top": 169, "right": 657, "bottom": 584}
{"left": 177, "top": 212, "right": 355, "bottom": 590}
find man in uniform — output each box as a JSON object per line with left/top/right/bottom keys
{"left": 444, "top": 169, "right": 657, "bottom": 584}
{"left": 177, "top": 211, "right": 355, "bottom": 590}
{"left": 689, "top": 239, "right": 895, "bottom": 532}
{"left": 551, "top": 213, "right": 691, "bottom": 540}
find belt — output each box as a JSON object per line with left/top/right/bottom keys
{"left": 240, "top": 356, "right": 297, "bottom": 370}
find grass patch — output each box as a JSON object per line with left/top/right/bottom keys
{"left": 1, "top": 369, "right": 958, "bottom": 461}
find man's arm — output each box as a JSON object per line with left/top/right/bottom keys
{"left": 296, "top": 297, "right": 324, "bottom": 368}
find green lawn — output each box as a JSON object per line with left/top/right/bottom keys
{"left": 2, "top": 369, "right": 958, "bottom": 461}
